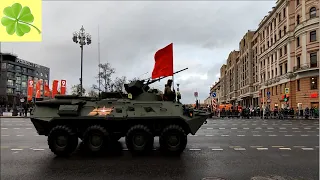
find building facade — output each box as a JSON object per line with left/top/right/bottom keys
{"left": 0, "top": 53, "right": 50, "bottom": 105}
{"left": 214, "top": 0, "right": 319, "bottom": 109}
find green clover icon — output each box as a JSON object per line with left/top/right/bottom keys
{"left": 1, "top": 3, "right": 41, "bottom": 36}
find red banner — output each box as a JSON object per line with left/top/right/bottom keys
{"left": 60, "top": 80, "right": 66, "bottom": 95}
{"left": 152, "top": 43, "right": 174, "bottom": 79}
{"left": 52, "top": 80, "right": 59, "bottom": 98}
{"left": 27, "top": 80, "right": 34, "bottom": 101}
{"left": 35, "top": 80, "right": 42, "bottom": 98}
{"left": 44, "top": 82, "right": 50, "bottom": 97}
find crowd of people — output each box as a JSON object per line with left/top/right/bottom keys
{"left": 0, "top": 102, "right": 34, "bottom": 117}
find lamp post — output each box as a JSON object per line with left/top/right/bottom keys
{"left": 72, "top": 25, "right": 91, "bottom": 96}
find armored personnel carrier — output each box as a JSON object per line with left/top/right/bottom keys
{"left": 30, "top": 75, "right": 209, "bottom": 157}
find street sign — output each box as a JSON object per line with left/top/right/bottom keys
{"left": 211, "top": 92, "right": 216, "bottom": 97}
{"left": 285, "top": 88, "right": 289, "bottom": 94}
{"left": 194, "top": 92, "right": 198, "bottom": 98}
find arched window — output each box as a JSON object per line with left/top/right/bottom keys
{"left": 310, "top": 7, "right": 316, "bottom": 18}
{"left": 296, "top": 15, "right": 300, "bottom": 24}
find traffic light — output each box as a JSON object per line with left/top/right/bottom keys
{"left": 284, "top": 95, "right": 289, "bottom": 102}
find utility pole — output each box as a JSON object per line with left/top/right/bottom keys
{"left": 98, "top": 25, "right": 101, "bottom": 99}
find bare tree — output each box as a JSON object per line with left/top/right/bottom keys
{"left": 112, "top": 76, "right": 127, "bottom": 92}
{"left": 128, "top": 77, "right": 140, "bottom": 83}
{"left": 87, "top": 89, "right": 98, "bottom": 97}
{"left": 92, "top": 63, "right": 115, "bottom": 92}
{"left": 71, "top": 84, "right": 86, "bottom": 95}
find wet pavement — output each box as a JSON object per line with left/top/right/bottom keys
{"left": 1, "top": 118, "right": 319, "bottom": 180}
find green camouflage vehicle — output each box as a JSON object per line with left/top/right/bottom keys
{"left": 30, "top": 76, "right": 209, "bottom": 157}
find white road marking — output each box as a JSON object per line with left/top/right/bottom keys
{"left": 304, "top": 128, "right": 311, "bottom": 129}
{"left": 279, "top": 148, "right": 291, "bottom": 150}
{"left": 11, "top": 149, "right": 23, "bottom": 151}
{"left": 243, "top": 128, "right": 249, "bottom": 129}
{"left": 33, "top": 149, "right": 45, "bottom": 151}
{"left": 285, "top": 135, "right": 293, "bottom": 136}
{"left": 292, "top": 128, "right": 299, "bottom": 129}
{"left": 205, "top": 135, "right": 213, "bottom": 136}
{"left": 25, "top": 128, "right": 32, "bottom": 129}
{"left": 279, "top": 127, "right": 286, "bottom": 129}
{"left": 189, "top": 148, "right": 201, "bottom": 151}
{"left": 253, "top": 135, "right": 261, "bottom": 136}
{"left": 269, "top": 135, "right": 277, "bottom": 136}
{"left": 13, "top": 128, "right": 20, "bottom": 129}
{"left": 234, "top": 148, "right": 246, "bottom": 151}
{"left": 219, "top": 128, "right": 225, "bottom": 130}
{"left": 211, "top": 148, "right": 223, "bottom": 151}
{"left": 221, "top": 135, "right": 229, "bottom": 136}
{"left": 1, "top": 135, "right": 9, "bottom": 136}
{"left": 262, "top": 124, "right": 268, "bottom": 125}
{"left": 237, "top": 135, "right": 245, "bottom": 136}
{"left": 231, "top": 128, "right": 238, "bottom": 129}
{"left": 301, "top": 135, "right": 309, "bottom": 136}
{"left": 267, "top": 128, "right": 274, "bottom": 129}
{"left": 257, "top": 148, "right": 268, "bottom": 150}
{"left": 16, "top": 135, "right": 24, "bottom": 136}
{"left": 279, "top": 131, "right": 287, "bottom": 132}
{"left": 255, "top": 127, "right": 262, "bottom": 129}
{"left": 207, "top": 128, "right": 213, "bottom": 129}
{"left": 302, "top": 148, "right": 314, "bottom": 150}
{"left": 1, "top": 128, "right": 8, "bottom": 129}
{"left": 307, "top": 131, "right": 315, "bottom": 132}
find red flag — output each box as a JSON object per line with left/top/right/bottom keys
{"left": 44, "top": 82, "right": 50, "bottom": 97}
{"left": 52, "top": 80, "right": 59, "bottom": 98}
{"left": 27, "top": 80, "right": 34, "bottom": 101}
{"left": 35, "top": 80, "right": 42, "bottom": 98}
{"left": 151, "top": 43, "right": 174, "bottom": 79}
{"left": 60, "top": 80, "right": 66, "bottom": 95}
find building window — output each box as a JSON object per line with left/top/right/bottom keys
{"left": 283, "top": 8, "right": 286, "bottom": 17}
{"left": 310, "top": 7, "right": 316, "bottom": 18}
{"left": 296, "top": 0, "right": 299, "bottom": 6}
{"left": 1, "top": 62, "right": 6, "bottom": 69}
{"left": 274, "top": 34, "right": 277, "bottom": 41}
{"left": 285, "top": 63, "right": 287, "bottom": 73}
{"left": 280, "top": 65, "right": 283, "bottom": 75}
{"left": 21, "top": 82, "right": 27, "bottom": 88}
{"left": 280, "top": 48, "right": 282, "bottom": 57}
{"left": 6, "top": 88, "right": 13, "bottom": 94}
{"left": 278, "top": 13, "right": 281, "bottom": 22}
{"left": 275, "top": 68, "right": 277, "bottom": 76}
{"left": 297, "top": 56, "right": 300, "bottom": 68}
{"left": 296, "top": 37, "right": 300, "bottom": 47}
{"left": 297, "top": 79, "right": 300, "bottom": 91}
{"left": 310, "top": 52, "right": 318, "bottom": 68}
{"left": 284, "top": 45, "right": 287, "bottom": 54}
{"left": 7, "top": 80, "right": 14, "bottom": 86}
{"left": 22, "top": 68, "right": 27, "bottom": 73}
{"left": 279, "top": 30, "right": 282, "bottom": 38}
{"left": 284, "top": 26, "right": 286, "bottom": 35}
{"left": 296, "top": 15, "right": 300, "bottom": 25}
{"left": 310, "top": 30, "right": 316, "bottom": 42}
{"left": 310, "top": 77, "right": 318, "bottom": 90}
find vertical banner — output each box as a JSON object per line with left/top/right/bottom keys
{"left": 60, "top": 80, "right": 66, "bottom": 95}
{"left": 27, "top": 80, "right": 34, "bottom": 101}
{"left": 44, "top": 82, "right": 50, "bottom": 97}
{"left": 52, "top": 80, "right": 59, "bottom": 98}
{"left": 35, "top": 80, "right": 41, "bottom": 98}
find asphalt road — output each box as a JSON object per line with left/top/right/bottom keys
{"left": 0, "top": 117, "right": 319, "bottom": 180}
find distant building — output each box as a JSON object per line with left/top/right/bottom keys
{"left": 0, "top": 53, "right": 50, "bottom": 106}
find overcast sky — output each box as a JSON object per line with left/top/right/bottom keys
{"left": 2, "top": 1, "right": 276, "bottom": 104}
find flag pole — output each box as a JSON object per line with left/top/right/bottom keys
{"left": 172, "top": 43, "right": 175, "bottom": 91}
{"left": 98, "top": 25, "right": 101, "bottom": 99}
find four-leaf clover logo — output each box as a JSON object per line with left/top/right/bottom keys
{"left": 1, "top": 3, "right": 41, "bottom": 36}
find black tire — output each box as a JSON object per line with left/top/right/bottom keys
{"left": 125, "top": 125, "right": 154, "bottom": 153}
{"left": 82, "top": 125, "right": 110, "bottom": 153}
{"left": 47, "top": 125, "right": 79, "bottom": 157}
{"left": 159, "top": 125, "right": 187, "bottom": 155}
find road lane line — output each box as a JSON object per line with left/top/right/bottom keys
{"left": 257, "top": 148, "right": 268, "bottom": 150}
{"left": 253, "top": 135, "right": 261, "bottom": 136}
{"left": 33, "top": 149, "right": 45, "bottom": 151}
{"left": 302, "top": 148, "right": 314, "bottom": 150}
{"left": 1, "top": 128, "right": 8, "bottom": 129}
{"left": 16, "top": 135, "right": 24, "bottom": 136}
{"left": 221, "top": 135, "right": 229, "bottom": 136}
{"left": 292, "top": 128, "right": 299, "bottom": 129}
{"left": 231, "top": 128, "right": 237, "bottom": 129}
{"left": 304, "top": 128, "right": 311, "bottom": 129}
{"left": 211, "top": 148, "right": 223, "bottom": 151}
{"left": 301, "top": 135, "right": 309, "bottom": 136}
{"left": 267, "top": 128, "right": 274, "bottom": 129}
{"left": 11, "top": 149, "right": 23, "bottom": 151}
{"left": 189, "top": 148, "right": 201, "bottom": 151}
{"left": 279, "top": 127, "right": 286, "bottom": 129}
{"left": 234, "top": 148, "right": 246, "bottom": 151}
{"left": 285, "top": 135, "right": 293, "bottom": 136}
{"left": 269, "top": 135, "right": 277, "bottom": 136}
{"left": 279, "top": 148, "right": 291, "bottom": 150}
{"left": 1, "top": 135, "right": 9, "bottom": 136}
{"left": 207, "top": 128, "right": 213, "bottom": 129}
{"left": 255, "top": 127, "right": 262, "bottom": 129}
{"left": 237, "top": 135, "right": 245, "bottom": 136}
{"left": 243, "top": 128, "right": 249, "bottom": 129}
{"left": 219, "top": 128, "right": 225, "bottom": 130}
{"left": 25, "top": 128, "right": 32, "bottom": 129}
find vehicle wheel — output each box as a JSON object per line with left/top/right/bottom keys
{"left": 159, "top": 125, "right": 187, "bottom": 155}
{"left": 82, "top": 125, "right": 110, "bottom": 153}
{"left": 47, "top": 125, "right": 79, "bottom": 157}
{"left": 125, "top": 125, "right": 154, "bottom": 153}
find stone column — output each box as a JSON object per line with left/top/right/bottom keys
{"left": 287, "top": 41, "right": 292, "bottom": 72}
{"left": 301, "top": 32, "right": 307, "bottom": 67}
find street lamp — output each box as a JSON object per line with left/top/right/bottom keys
{"left": 72, "top": 25, "right": 92, "bottom": 96}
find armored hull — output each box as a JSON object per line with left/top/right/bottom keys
{"left": 30, "top": 78, "right": 209, "bottom": 156}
